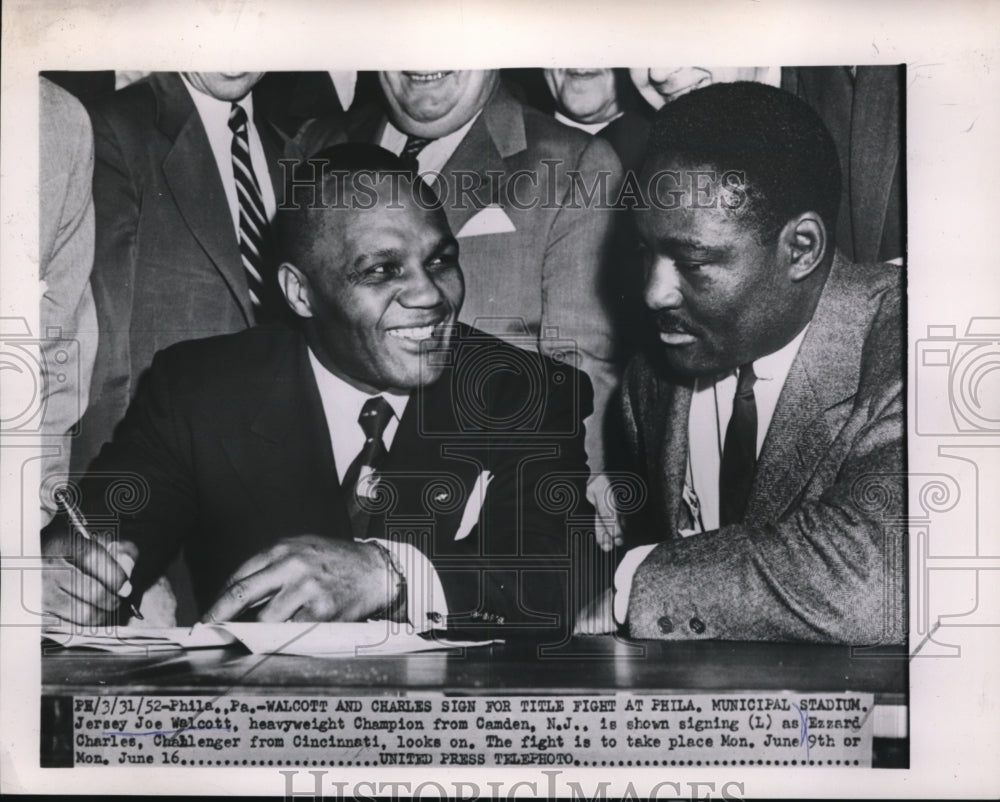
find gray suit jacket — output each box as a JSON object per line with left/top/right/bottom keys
{"left": 39, "top": 77, "right": 98, "bottom": 523}
{"left": 622, "top": 255, "right": 905, "bottom": 644}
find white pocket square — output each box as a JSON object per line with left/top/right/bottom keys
{"left": 456, "top": 206, "right": 516, "bottom": 238}
{"left": 454, "top": 471, "right": 494, "bottom": 541}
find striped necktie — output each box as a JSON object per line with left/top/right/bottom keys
{"left": 228, "top": 103, "right": 272, "bottom": 320}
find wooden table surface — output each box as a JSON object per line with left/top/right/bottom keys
{"left": 43, "top": 636, "right": 907, "bottom": 699}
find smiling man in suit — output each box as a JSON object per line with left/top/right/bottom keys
{"left": 610, "top": 82, "right": 904, "bottom": 645}
{"left": 300, "top": 70, "right": 622, "bottom": 490}
{"left": 72, "top": 72, "right": 301, "bottom": 474}
{"left": 43, "top": 145, "right": 593, "bottom": 636}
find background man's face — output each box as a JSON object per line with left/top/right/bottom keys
{"left": 544, "top": 68, "right": 620, "bottom": 124}
{"left": 629, "top": 67, "right": 767, "bottom": 109}
{"left": 303, "top": 184, "right": 464, "bottom": 394}
{"left": 182, "top": 72, "right": 265, "bottom": 101}
{"left": 635, "top": 159, "right": 798, "bottom": 376}
{"left": 379, "top": 70, "right": 498, "bottom": 138}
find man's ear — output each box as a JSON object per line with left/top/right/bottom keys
{"left": 278, "top": 262, "right": 314, "bottom": 318}
{"left": 779, "top": 212, "right": 828, "bottom": 282}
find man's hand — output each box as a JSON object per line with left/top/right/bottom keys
{"left": 42, "top": 529, "right": 138, "bottom": 626}
{"left": 587, "top": 473, "right": 623, "bottom": 552}
{"left": 202, "top": 536, "right": 398, "bottom": 623}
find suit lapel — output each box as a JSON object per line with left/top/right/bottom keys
{"left": 747, "top": 255, "right": 869, "bottom": 524}
{"left": 440, "top": 85, "right": 526, "bottom": 233}
{"left": 374, "top": 366, "right": 476, "bottom": 545}
{"left": 221, "top": 332, "right": 350, "bottom": 539}
{"left": 155, "top": 73, "right": 254, "bottom": 325}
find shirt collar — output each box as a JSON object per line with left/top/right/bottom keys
{"left": 752, "top": 323, "right": 810, "bottom": 383}
{"left": 327, "top": 70, "right": 357, "bottom": 110}
{"left": 554, "top": 110, "right": 623, "bottom": 134}
{"left": 694, "top": 323, "right": 810, "bottom": 393}
{"left": 383, "top": 111, "right": 481, "bottom": 160}
{"left": 181, "top": 74, "right": 255, "bottom": 130}
{"left": 307, "top": 348, "right": 410, "bottom": 423}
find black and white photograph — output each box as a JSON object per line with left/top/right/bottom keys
{"left": 2, "top": 1, "right": 998, "bottom": 799}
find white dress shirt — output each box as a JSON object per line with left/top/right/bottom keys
{"left": 181, "top": 76, "right": 277, "bottom": 235}
{"left": 379, "top": 113, "right": 481, "bottom": 177}
{"left": 327, "top": 71, "right": 357, "bottom": 111}
{"left": 614, "top": 326, "right": 810, "bottom": 624}
{"left": 307, "top": 349, "right": 449, "bottom": 631}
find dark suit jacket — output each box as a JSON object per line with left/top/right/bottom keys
{"left": 596, "top": 111, "right": 650, "bottom": 176}
{"left": 80, "top": 324, "right": 594, "bottom": 636}
{"left": 72, "top": 73, "right": 300, "bottom": 473}
{"left": 253, "top": 71, "right": 381, "bottom": 138}
{"left": 782, "top": 66, "right": 904, "bottom": 264}
{"left": 622, "top": 255, "right": 905, "bottom": 644}
{"left": 299, "top": 84, "right": 624, "bottom": 472}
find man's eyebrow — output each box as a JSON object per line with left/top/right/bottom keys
{"left": 430, "top": 235, "right": 460, "bottom": 255}
{"left": 657, "top": 235, "right": 721, "bottom": 252}
{"left": 351, "top": 248, "right": 404, "bottom": 270}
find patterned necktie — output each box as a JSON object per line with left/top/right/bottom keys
{"left": 719, "top": 363, "right": 758, "bottom": 527}
{"left": 400, "top": 135, "right": 433, "bottom": 169}
{"left": 341, "top": 396, "right": 395, "bottom": 538}
{"left": 228, "top": 103, "right": 272, "bottom": 321}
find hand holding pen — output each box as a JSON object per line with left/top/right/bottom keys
{"left": 42, "top": 488, "right": 143, "bottom": 625}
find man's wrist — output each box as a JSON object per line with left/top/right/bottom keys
{"left": 367, "top": 540, "right": 407, "bottom": 621}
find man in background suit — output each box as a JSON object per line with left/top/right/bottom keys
{"left": 782, "top": 66, "right": 904, "bottom": 264}
{"left": 608, "top": 83, "right": 904, "bottom": 645}
{"left": 72, "top": 72, "right": 300, "bottom": 473}
{"left": 43, "top": 146, "right": 593, "bottom": 636}
{"left": 541, "top": 68, "right": 650, "bottom": 174}
{"left": 38, "top": 77, "right": 98, "bottom": 525}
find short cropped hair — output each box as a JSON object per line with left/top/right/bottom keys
{"left": 646, "top": 81, "right": 842, "bottom": 243}
{"left": 276, "top": 143, "right": 437, "bottom": 271}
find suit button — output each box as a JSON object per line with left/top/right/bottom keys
{"left": 657, "top": 616, "right": 674, "bottom": 634}
{"left": 689, "top": 617, "right": 705, "bottom": 634}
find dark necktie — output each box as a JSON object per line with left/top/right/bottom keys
{"left": 400, "top": 135, "right": 433, "bottom": 169}
{"left": 719, "top": 363, "right": 758, "bottom": 527}
{"left": 228, "top": 103, "right": 272, "bottom": 321}
{"left": 341, "top": 396, "right": 395, "bottom": 538}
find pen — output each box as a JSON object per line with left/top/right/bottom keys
{"left": 54, "top": 488, "right": 144, "bottom": 621}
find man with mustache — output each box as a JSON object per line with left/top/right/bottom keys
{"left": 610, "top": 82, "right": 904, "bottom": 644}
{"left": 42, "top": 145, "right": 593, "bottom": 635}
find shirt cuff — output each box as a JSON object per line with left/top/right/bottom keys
{"left": 362, "top": 538, "right": 449, "bottom": 632}
{"left": 613, "top": 543, "right": 657, "bottom": 625}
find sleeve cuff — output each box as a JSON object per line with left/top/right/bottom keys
{"left": 362, "top": 538, "right": 449, "bottom": 632}
{"left": 613, "top": 543, "right": 657, "bottom": 625}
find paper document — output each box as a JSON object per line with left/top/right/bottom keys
{"left": 43, "top": 621, "right": 499, "bottom": 657}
